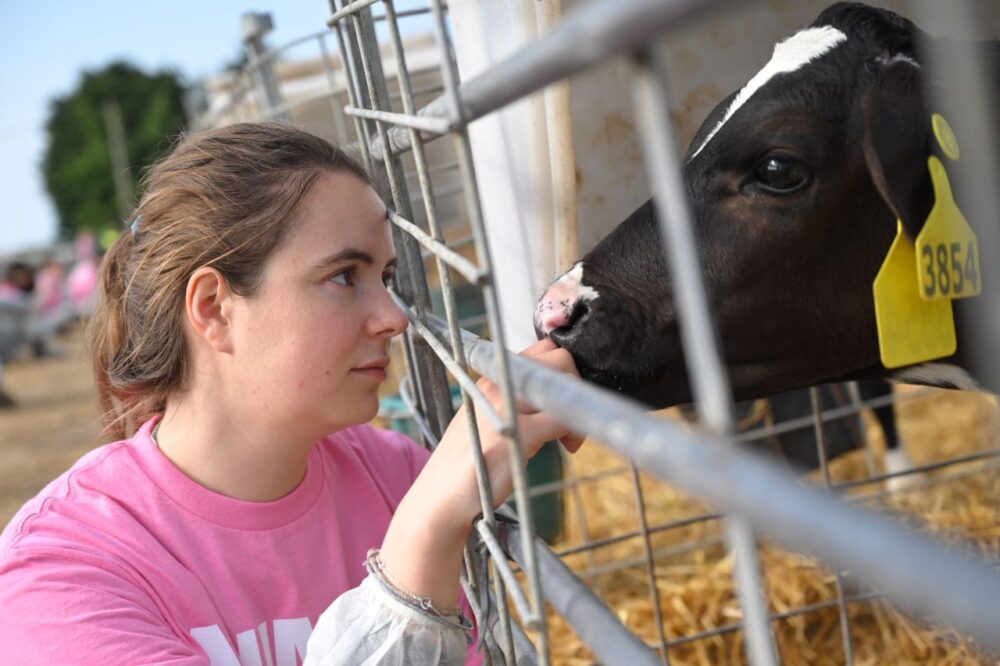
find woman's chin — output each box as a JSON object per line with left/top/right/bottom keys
{"left": 324, "top": 397, "right": 382, "bottom": 432}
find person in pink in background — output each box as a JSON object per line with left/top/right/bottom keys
{"left": 67, "top": 232, "right": 100, "bottom": 316}
{"left": 0, "top": 262, "right": 36, "bottom": 408}
{"left": 0, "top": 262, "right": 36, "bottom": 304}
{"left": 0, "top": 123, "right": 582, "bottom": 665}
{"left": 33, "top": 254, "right": 66, "bottom": 318}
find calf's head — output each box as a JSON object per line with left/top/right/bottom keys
{"left": 535, "top": 3, "right": 972, "bottom": 407}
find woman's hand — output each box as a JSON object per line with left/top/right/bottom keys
{"left": 421, "top": 339, "right": 582, "bottom": 530}
{"left": 380, "top": 339, "right": 582, "bottom": 609}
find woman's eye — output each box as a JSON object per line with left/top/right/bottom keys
{"left": 382, "top": 271, "right": 396, "bottom": 289}
{"left": 330, "top": 268, "right": 356, "bottom": 287}
{"left": 752, "top": 156, "right": 810, "bottom": 194}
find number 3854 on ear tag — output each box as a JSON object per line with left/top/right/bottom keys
{"left": 915, "top": 156, "right": 981, "bottom": 300}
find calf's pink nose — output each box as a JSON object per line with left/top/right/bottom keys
{"left": 535, "top": 281, "right": 579, "bottom": 336}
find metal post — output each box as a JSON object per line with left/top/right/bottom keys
{"left": 380, "top": 0, "right": 519, "bottom": 655}
{"left": 811, "top": 387, "right": 855, "bottom": 665}
{"left": 630, "top": 46, "right": 778, "bottom": 665}
{"left": 337, "top": 0, "right": 455, "bottom": 442}
{"left": 241, "top": 12, "right": 288, "bottom": 122}
{"left": 426, "top": 0, "right": 552, "bottom": 659}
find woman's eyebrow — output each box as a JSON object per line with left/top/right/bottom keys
{"left": 314, "top": 250, "right": 399, "bottom": 270}
{"left": 314, "top": 248, "right": 373, "bottom": 269}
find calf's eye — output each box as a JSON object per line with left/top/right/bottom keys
{"left": 752, "top": 156, "right": 810, "bottom": 194}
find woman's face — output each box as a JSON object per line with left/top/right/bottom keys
{"left": 228, "top": 171, "right": 408, "bottom": 436}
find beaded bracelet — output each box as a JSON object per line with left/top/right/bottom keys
{"left": 365, "top": 548, "right": 474, "bottom": 645}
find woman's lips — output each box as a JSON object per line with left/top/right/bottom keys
{"left": 351, "top": 367, "right": 387, "bottom": 381}
{"left": 352, "top": 358, "right": 390, "bottom": 381}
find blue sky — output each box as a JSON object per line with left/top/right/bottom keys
{"left": 0, "top": 1, "right": 430, "bottom": 256}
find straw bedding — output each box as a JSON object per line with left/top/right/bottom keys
{"left": 539, "top": 387, "right": 1000, "bottom": 665}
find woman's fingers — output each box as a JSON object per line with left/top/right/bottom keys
{"left": 518, "top": 411, "right": 583, "bottom": 456}
{"left": 558, "top": 434, "right": 585, "bottom": 453}
{"left": 520, "top": 338, "right": 558, "bottom": 357}
{"left": 474, "top": 346, "right": 579, "bottom": 418}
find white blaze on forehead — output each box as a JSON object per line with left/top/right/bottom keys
{"left": 564, "top": 262, "right": 599, "bottom": 303}
{"left": 689, "top": 25, "right": 848, "bottom": 160}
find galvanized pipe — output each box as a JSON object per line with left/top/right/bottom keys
{"left": 476, "top": 521, "right": 540, "bottom": 628}
{"left": 427, "top": 0, "right": 553, "bottom": 656}
{"left": 501, "top": 519, "right": 662, "bottom": 666}
{"left": 811, "top": 387, "right": 855, "bottom": 666}
{"left": 372, "top": 0, "right": 739, "bottom": 158}
{"left": 344, "top": 105, "right": 455, "bottom": 133}
{"left": 389, "top": 211, "right": 486, "bottom": 285}
{"left": 631, "top": 47, "right": 777, "bottom": 665}
{"left": 419, "top": 313, "right": 1000, "bottom": 654}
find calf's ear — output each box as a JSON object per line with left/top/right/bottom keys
{"left": 861, "top": 63, "right": 934, "bottom": 240}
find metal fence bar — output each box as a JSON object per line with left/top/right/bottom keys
{"left": 372, "top": 0, "right": 740, "bottom": 158}
{"left": 548, "top": 450, "right": 1000, "bottom": 565}
{"left": 846, "top": 382, "right": 880, "bottom": 477}
{"left": 391, "top": 83, "right": 446, "bottom": 101}
{"left": 419, "top": 313, "right": 1000, "bottom": 653}
{"left": 397, "top": 305, "right": 505, "bottom": 430}
{"left": 344, "top": 105, "right": 455, "bottom": 133}
{"left": 425, "top": 0, "right": 553, "bottom": 658}
{"left": 575, "top": 534, "right": 728, "bottom": 582}
{"left": 664, "top": 591, "right": 887, "bottom": 649}
{"left": 501, "top": 519, "right": 662, "bottom": 666}
{"left": 378, "top": 2, "right": 520, "bottom": 654}
{"left": 328, "top": 1, "right": 373, "bottom": 175}
{"left": 372, "top": 3, "right": 446, "bottom": 23}
{"left": 327, "top": 0, "right": 381, "bottom": 26}
{"left": 476, "top": 521, "right": 538, "bottom": 626}
{"left": 837, "top": 449, "right": 1000, "bottom": 492}
{"left": 388, "top": 211, "right": 485, "bottom": 284}
{"left": 343, "top": 0, "right": 456, "bottom": 443}
{"left": 630, "top": 464, "right": 671, "bottom": 664}
{"left": 810, "top": 387, "right": 855, "bottom": 666}
{"left": 735, "top": 387, "right": 934, "bottom": 445}
{"left": 631, "top": 47, "right": 778, "bottom": 665}
{"left": 317, "top": 33, "right": 351, "bottom": 140}
{"left": 397, "top": 376, "right": 441, "bottom": 447}
{"left": 559, "top": 446, "right": 610, "bottom": 601}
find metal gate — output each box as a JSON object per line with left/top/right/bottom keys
{"left": 193, "top": 0, "right": 1000, "bottom": 663}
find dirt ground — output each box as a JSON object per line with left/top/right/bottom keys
{"left": 0, "top": 325, "right": 105, "bottom": 527}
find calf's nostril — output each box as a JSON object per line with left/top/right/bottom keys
{"left": 565, "top": 300, "right": 588, "bottom": 329}
{"left": 548, "top": 300, "right": 589, "bottom": 345}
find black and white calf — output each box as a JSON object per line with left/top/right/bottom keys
{"left": 534, "top": 3, "right": 997, "bottom": 472}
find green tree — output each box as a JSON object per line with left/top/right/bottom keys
{"left": 42, "top": 61, "right": 187, "bottom": 238}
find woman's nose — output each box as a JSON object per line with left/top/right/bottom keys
{"left": 370, "top": 287, "right": 409, "bottom": 337}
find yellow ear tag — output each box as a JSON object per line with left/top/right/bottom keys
{"left": 873, "top": 220, "right": 956, "bottom": 368}
{"left": 932, "top": 113, "right": 960, "bottom": 161}
{"left": 914, "top": 156, "right": 981, "bottom": 300}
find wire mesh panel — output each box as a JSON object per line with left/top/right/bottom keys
{"left": 194, "top": 0, "right": 1000, "bottom": 662}
{"left": 320, "top": 0, "right": 1000, "bottom": 663}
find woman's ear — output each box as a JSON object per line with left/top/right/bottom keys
{"left": 185, "top": 267, "right": 235, "bottom": 353}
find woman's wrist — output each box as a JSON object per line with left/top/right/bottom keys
{"left": 379, "top": 491, "right": 472, "bottom": 610}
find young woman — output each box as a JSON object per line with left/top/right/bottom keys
{"left": 0, "top": 123, "right": 581, "bottom": 665}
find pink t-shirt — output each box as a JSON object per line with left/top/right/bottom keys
{"left": 0, "top": 417, "right": 436, "bottom": 665}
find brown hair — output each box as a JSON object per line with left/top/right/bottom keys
{"left": 89, "top": 122, "right": 371, "bottom": 440}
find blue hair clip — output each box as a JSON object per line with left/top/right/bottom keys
{"left": 129, "top": 214, "right": 143, "bottom": 238}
